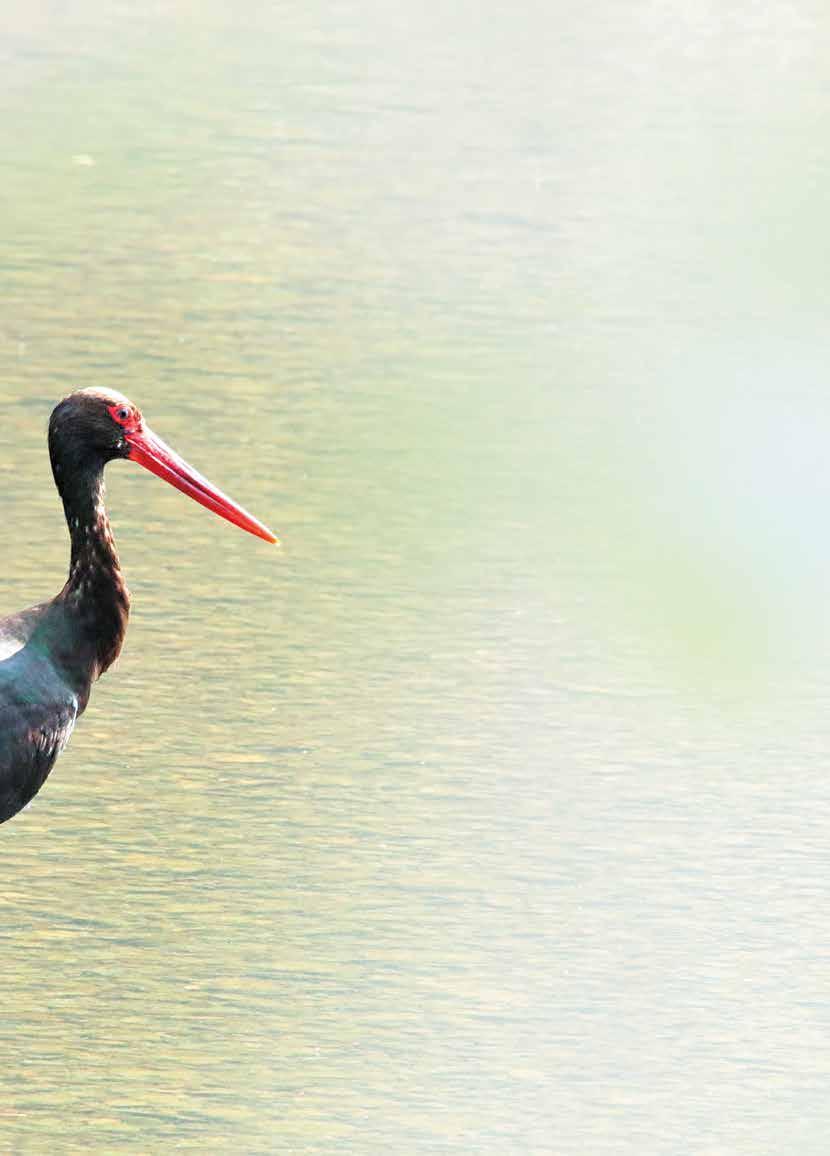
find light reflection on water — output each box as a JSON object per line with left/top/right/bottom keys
{"left": 1, "top": 2, "right": 830, "bottom": 1152}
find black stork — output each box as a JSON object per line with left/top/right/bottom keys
{"left": 0, "top": 387, "right": 276, "bottom": 824}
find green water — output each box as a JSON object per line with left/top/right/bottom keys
{"left": 2, "top": 3, "right": 830, "bottom": 1152}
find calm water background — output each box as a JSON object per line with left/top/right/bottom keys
{"left": 1, "top": 3, "right": 830, "bottom": 1152}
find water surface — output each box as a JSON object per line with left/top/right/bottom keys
{"left": 1, "top": 3, "right": 830, "bottom": 1152}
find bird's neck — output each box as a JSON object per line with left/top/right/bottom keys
{"left": 56, "top": 463, "right": 130, "bottom": 679}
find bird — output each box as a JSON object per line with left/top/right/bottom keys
{"left": 0, "top": 387, "right": 277, "bottom": 824}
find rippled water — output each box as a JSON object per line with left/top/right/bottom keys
{"left": 2, "top": 3, "right": 830, "bottom": 1152}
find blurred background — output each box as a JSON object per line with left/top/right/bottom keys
{"left": 1, "top": 1, "right": 829, "bottom": 1151}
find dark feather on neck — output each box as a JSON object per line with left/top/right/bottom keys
{"left": 50, "top": 440, "right": 130, "bottom": 680}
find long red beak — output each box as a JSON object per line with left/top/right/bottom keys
{"left": 125, "top": 425, "right": 278, "bottom": 544}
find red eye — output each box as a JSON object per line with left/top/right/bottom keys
{"left": 108, "top": 403, "right": 136, "bottom": 427}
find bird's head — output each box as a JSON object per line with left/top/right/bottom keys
{"left": 49, "top": 388, "right": 278, "bottom": 543}
{"left": 49, "top": 387, "right": 138, "bottom": 463}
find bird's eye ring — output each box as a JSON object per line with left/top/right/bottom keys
{"left": 108, "top": 403, "right": 135, "bottom": 427}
